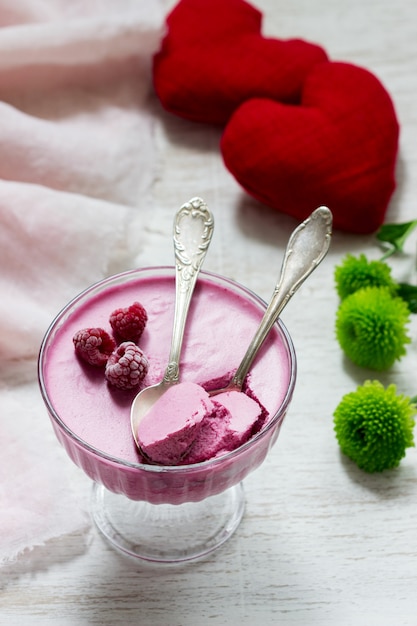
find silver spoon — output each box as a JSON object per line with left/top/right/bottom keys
{"left": 208, "top": 206, "right": 332, "bottom": 397}
{"left": 131, "top": 197, "right": 214, "bottom": 448}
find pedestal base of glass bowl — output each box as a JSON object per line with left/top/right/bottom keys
{"left": 91, "top": 482, "right": 245, "bottom": 563}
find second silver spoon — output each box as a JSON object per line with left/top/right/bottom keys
{"left": 208, "top": 206, "right": 332, "bottom": 396}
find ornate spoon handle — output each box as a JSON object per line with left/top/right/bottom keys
{"left": 231, "top": 206, "right": 332, "bottom": 390}
{"left": 163, "top": 197, "right": 214, "bottom": 384}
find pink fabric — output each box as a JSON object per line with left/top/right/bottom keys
{"left": 0, "top": 0, "right": 163, "bottom": 566}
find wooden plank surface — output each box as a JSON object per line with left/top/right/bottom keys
{"left": 2, "top": 0, "right": 417, "bottom": 624}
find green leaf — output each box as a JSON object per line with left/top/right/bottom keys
{"left": 376, "top": 220, "right": 417, "bottom": 257}
{"left": 397, "top": 282, "right": 417, "bottom": 313}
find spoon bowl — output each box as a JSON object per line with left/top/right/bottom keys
{"left": 130, "top": 197, "right": 214, "bottom": 448}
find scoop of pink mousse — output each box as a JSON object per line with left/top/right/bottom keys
{"left": 137, "top": 381, "right": 263, "bottom": 466}
{"left": 183, "top": 390, "right": 263, "bottom": 463}
{"left": 137, "top": 382, "right": 212, "bottom": 465}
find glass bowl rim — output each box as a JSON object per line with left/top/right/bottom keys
{"left": 38, "top": 266, "right": 297, "bottom": 474}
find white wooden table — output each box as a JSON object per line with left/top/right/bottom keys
{"left": 2, "top": 0, "right": 417, "bottom": 623}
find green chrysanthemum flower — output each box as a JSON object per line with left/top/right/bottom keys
{"left": 334, "top": 254, "right": 398, "bottom": 300}
{"left": 335, "top": 286, "right": 411, "bottom": 370}
{"left": 334, "top": 380, "right": 416, "bottom": 472}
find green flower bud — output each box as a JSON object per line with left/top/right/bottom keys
{"left": 335, "top": 254, "right": 398, "bottom": 300}
{"left": 335, "top": 286, "right": 410, "bottom": 370}
{"left": 334, "top": 381, "right": 416, "bottom": 472}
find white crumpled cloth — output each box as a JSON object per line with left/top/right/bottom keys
{"left": 0, "top": 0, "right": 164, "bottom": 566}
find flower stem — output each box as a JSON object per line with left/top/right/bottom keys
{"left": 379, "top": 246, "right": 396, "bottom": 262}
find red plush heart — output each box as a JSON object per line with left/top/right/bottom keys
{"left": 153, "top": 0, "right": 328, "bottom": 125}
{"left": 221, "top": 61, "right": 400, "bottom": 233}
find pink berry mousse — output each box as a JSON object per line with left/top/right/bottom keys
{"left": 42, "top": 271, "right": 292, "bottom": 468}
{"left": 136, "top": 382, "right": 265, "bottom": 465}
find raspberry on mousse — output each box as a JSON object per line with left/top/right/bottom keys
{"left": 109, "top": 301, "right": 148, "bottom": 342}
{"left": 73, "top": 328, "right": 116, "bottom": 367}
{"left": 105, "top": 341, "right": 149, "bottom": 390}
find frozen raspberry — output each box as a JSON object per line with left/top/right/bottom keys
{"left": 109, "top": 301, "right": 148, "bottom": 342}
{"left": 73, "top": 328, "right": 116, "bottom": 367}
{"left": 105, "top": 342, "right": 149, "bottom": 390}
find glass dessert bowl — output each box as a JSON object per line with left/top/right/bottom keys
{"left": 38, "top": 267, "right": 296, "bottom": 563}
